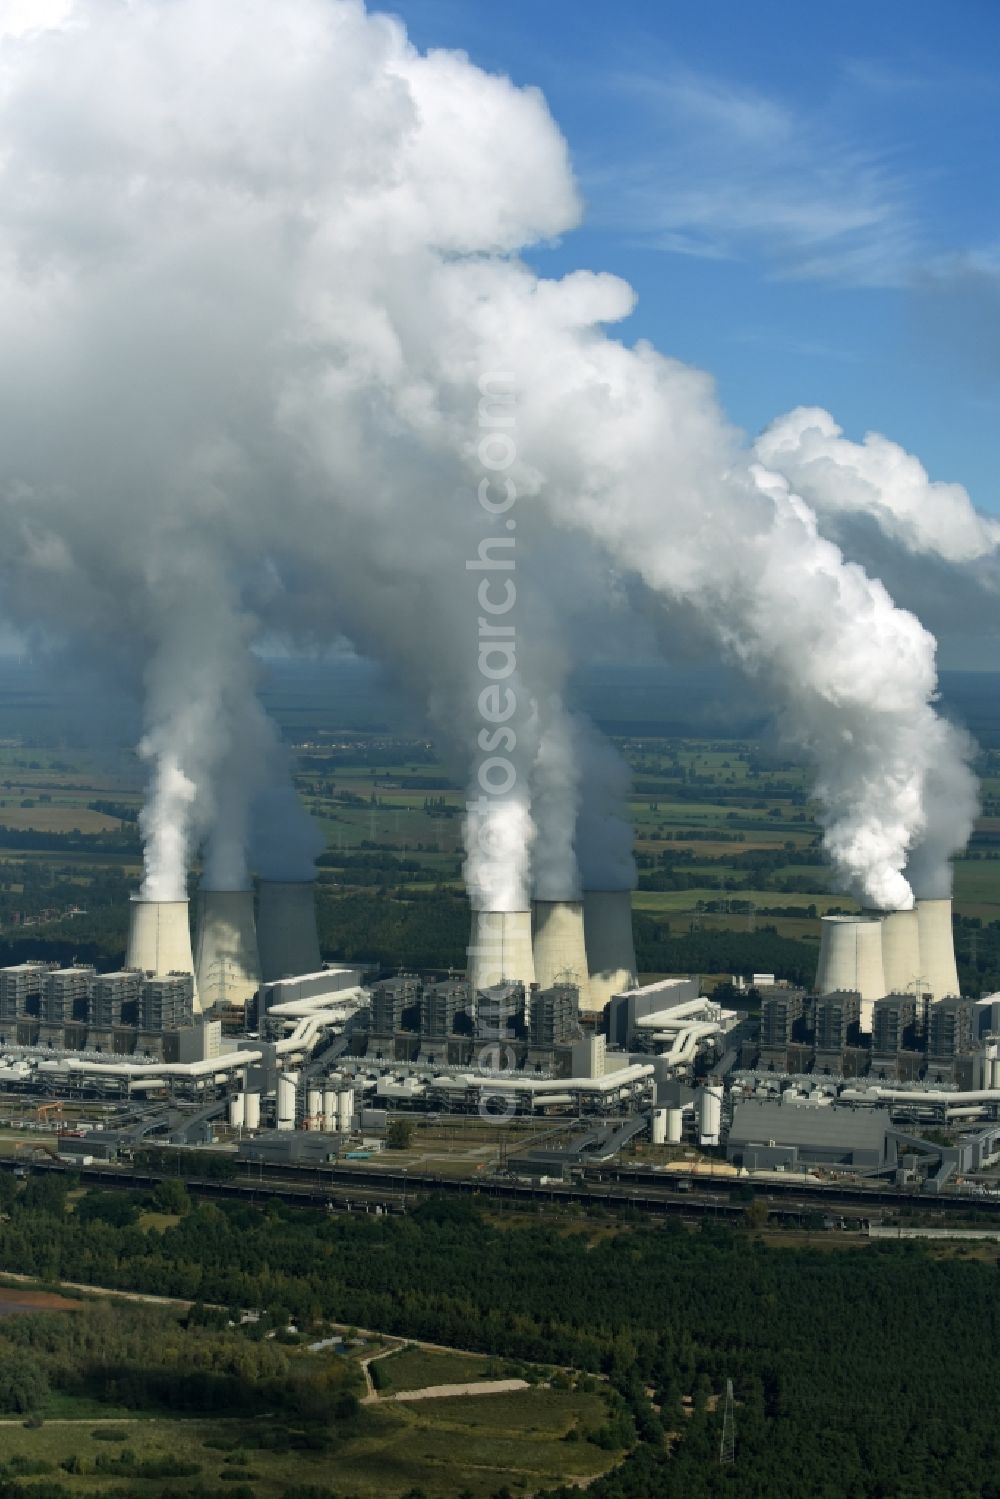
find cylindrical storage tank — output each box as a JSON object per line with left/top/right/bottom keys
{"left": 814, "top": 916, "right": 886, "bottom": 1004}
{"left": 698, "top": 1085, "right": 723, "bottom": 1147}
{"left": 194, "top": 889, "right": 261, "bottom": 1011}
{"left": 126, "top": 895, "right": 199, "bottom": 1010}
{"left": 531, "top": 900, "right": 591, "bottom": 1008}
{"left": 228, "top": 1092, "right": 246, "bottom": 1129}
{"left": 244, "top": 1093, "right": 261, "bottom": 1131}
{"left": 651, "top": 1108, "right": 667, "bottom": 1145}
{"left": 336, "top": 1088, "right": 353, "bottom": 1134}
{"left": 256, "top": 880, "right": 322, "bottom": 983}
{"left": 666, "top": 1108, "right": 683, "bottom": 1144}
{"left": 323, "top": 1088, "right": 337, "bottom": 1131}
{"left": 276, "top": 1073, "right": 298, "bottom": 1131}
{"left": 915, "top": 898, "right": 961, "bottom": 1002}
{"left": 582, "top": 890, "right": 638, "bottom": 1015}
{"left": 307, "top": 1087, "right": 322, "bottom": 1125}
{"left": 876, "top": 908, "right": 922, "bottom": 998}
{"left": 467, "top": 909, "right": 535, "bottom": 991}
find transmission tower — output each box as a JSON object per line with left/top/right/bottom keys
{"left": 719, "top": 1377, "right": 735, "bottom": 1465}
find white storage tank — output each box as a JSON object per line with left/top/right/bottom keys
{"left": 698, "top": 1085, "right": 723, "bottom": 1147}
{"left": 244, "top": 1093, "right": 261, "bottom": 1131}
{"left": 666, "top": 1108, "right": 683, "bottom": 1144}
{"left": 323, "top": 1087, "right": 338, "bottom": 1132}
{"left": 228, "top": 1092, "right": 246, "bottom": 1129}
{"left": 307, "top": 1088, "right": 323, "bottom": 1128}
{"left": 277, "top": 1072, "right": 298, "bottom": 1131}
{"left": 651, "top": 1108, "right": 667, "bottom": 1145}
{"left": 336, "top": 1088, "right": 354, "bottom": 1134}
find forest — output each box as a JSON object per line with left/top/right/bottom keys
{"left": 0, "top": 1173, "right": 997, "bottom": 1496}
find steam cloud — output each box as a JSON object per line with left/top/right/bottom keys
{"left": 0, "top": 0, "right": 980, "bottom": 914}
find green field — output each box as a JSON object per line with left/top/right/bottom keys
{"left": 0, "top": 1377, "right": 613, "bottom": 1498}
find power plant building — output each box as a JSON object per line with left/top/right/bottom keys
{"left": 528, "top": 982, "right": 581, "bottom": 1049}
{"left": 370, "top": 975, "right": 421, "bottom": 1035}
{"left": 88, "top": 970, "right": 143, "bottom": 1029}
{"left": 0, "top": 962, "right": 52, "bottom": 1019}
{"left": 420, "top": 978, "right": 471, "bottom": 1039}
{"left": 140, "top": 974, "right": 195, "bottom": 1032}
{"left": 42, "top": 966, "right": 96, "bottom": 1024}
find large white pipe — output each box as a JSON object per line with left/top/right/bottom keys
{"left": 194, "top": 889, "right": 261, "bottom": 1011}
{"left": 531, "top": 899, "right": 590, "bottom": 1005}
{"left": 126, "top": 896, "right": 199, "bottom": 1011}
{"left": 635, "top": 999, "right": 712, "bottom": 1029}
{"left": 257, "top": 880, "right": 322, "bottom": 983}
{"left": 582, "top": 890, "right": 637, "bottom": 1013}
{"left": 915, "top": 898, "right": 961, "bottom": 1002}
{"left": 467, "top": 909, "right": 535, "bottom": 990}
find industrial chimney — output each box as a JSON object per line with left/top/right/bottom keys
{"left": 582, "top": 889, "right": 638, "bottom": 1014}
{"left": 256, "top": 879, "right": 322, "bottom": 982}
{"left": 125, "top": 895, "right": 199, "bottom": 1012}
{"left": 814, "top": 915, "right": 886, "bottom": 1031}
{"left": 915, "top": 897, "right": 961, "bottom": 1001}
{"left": 531, "top": 899, "right": 591, "bottom": 1007}
{"left": 467, "top": 909, "right": 535, "bottom": 992}
{"left": 876, "top": 908, "right": 923, "bottom": 998}
{"left": 194, "top": 889, "right": 261, "bottom": 1011}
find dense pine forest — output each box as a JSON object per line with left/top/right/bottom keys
{"left": 0, "top": 1174, "right": 997, "bottom": 1496}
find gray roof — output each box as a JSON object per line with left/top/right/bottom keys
{"left": 729, "top": 1100, "right": 889, "bottom": 1150}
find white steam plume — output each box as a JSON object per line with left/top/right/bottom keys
{"left": 755, "top": 408, "right": 1000, "bottom": 564}
{"left": 0, "top": 0, "right": 978, "bottom": 915}
{"left": 574, "top": 721, "right": 637, "bottom": 893}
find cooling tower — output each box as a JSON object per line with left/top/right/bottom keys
{"left": 815, "top": 915, "right": 885, "bottom": 1030}
{"left": 532, "top": 899, "right": 591, "bottom": 1006}
{"left": 125, "top": 896, "right": 199, "bottom": 1011}
{"left": 256, "top": 879, "right": 322, "bottom": 982}
{"left": 582, "top": 889, "right": 638, "bottom": 1013}
{"left": 194, "top": 889, "right": 261, "bottom": 1011}
{"left": 467, "top": 909, "right": 535, "bottom": 991}
{"left": 877, "top": 908, "right": 923, "bottom": 997}
{"left": 915, "top": 897, "right": 961, "bottom": 1002}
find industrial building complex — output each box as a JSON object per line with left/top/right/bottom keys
{"left": 3, "top": 878, "right": 1000, "bottom": 1200}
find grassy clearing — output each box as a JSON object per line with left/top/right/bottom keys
{"left": 375, "top": 1345, "right": 493, "bottom": 1393}
{"left": 0, "top": 1387, "right": 614, "bottom": 1498}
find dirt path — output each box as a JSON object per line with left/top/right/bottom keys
{"left": 390, "top": 1378, "right": 530, "bottom": 1402}
{"left": 358, "top": 1342, "right": 404, "bottom": 1403}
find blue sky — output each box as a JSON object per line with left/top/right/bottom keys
{"left": 381, "top": 0, "right": 1000, "bottom": 514}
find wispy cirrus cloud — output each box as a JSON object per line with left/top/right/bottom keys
{"left": 584, "top": 69, "right": 918, "bottom": 288}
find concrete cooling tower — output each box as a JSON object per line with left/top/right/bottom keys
{"left": 915, "top": 897, "right": 961, "bottom": 1001}
{"left": 877, "top": 908, "right": 922, "bottom": 997}
{"left": 815, "top": 915, "right": 885, "bottom": 1029}
{"left": 125, "top": 896, "right": 199, "bottom": 1010}
{"left": 467, "top": 909, "right": 535, "bottom": 992}
{"left": 256, "top": 880, "right": 322, "bottom": 982}
{"left": 582, "top": 890, "right": 638, "bottom": 1013}
{"left": 194, "top": 889, "right": 261, "bottom": 1011}
{"left": 532, "top": 900, "right": 591, "bottom": 1006}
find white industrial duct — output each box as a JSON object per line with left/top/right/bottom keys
{"left": 531, "top": 899, "right": 590, "bottom": 1004}
{"left": 467, "top": 909, "right": 535, "bottom": 991}
{"left": 194, "top": 889, "right": 261, "bottom": 1011}
{"left": 582, "top": 890, "right": 637, "bottom": 1013}
{"left": 256, "top": 880, "right": 322, "bottom": 983}
{"left": 125, "top": 895, "right": 199, "bottom": 1011}
{"left": 915, "top": 898, "right": 961, "bottom": 1001}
